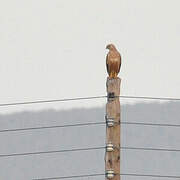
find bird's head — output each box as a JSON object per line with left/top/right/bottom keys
{"left": 106, "top": 44, "right": 116, "bottom": 51}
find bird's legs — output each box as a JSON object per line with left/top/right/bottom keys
{"left": 109, "top": 72, "right": 113, "bottom": 78}
{"left": 114, "top": 72, "right": 117, "bottom": 77}
{"left": 109, "top": 72, "right": 118, "bottom": 79}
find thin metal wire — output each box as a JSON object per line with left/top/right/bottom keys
{"left": 0, "top": 122, "right": 105, "bottom": 133}
{"left": 120, "top": 173, "right": 180, "bottom": 179}
{"left": 121, "top": 146, "right": 180, "bottom": 152}
{"left": 33, "top": 173, "right": 105, "bottom": 180}
{"left": 121, "top": 121, "right": 180, "bottom": 127}
{"left": 119, "top": 95, "right": 180, "bottom": 101}
{"left": 0, "top": 96, "right": 107, "bottom": 107}
{"left": 1, "top": 121, "right": 180, "bottom": 133}
{"left": 0, "top": 95, "right": 180, "bottom": 107}
{"left": 33, "top": 173, "right": 180, "bottom": 179}
{"left": 1, "top": 145, "right": 180, "bottom": 158}
{"left": 0, "top": 146, "right": 105, "bottom": 158}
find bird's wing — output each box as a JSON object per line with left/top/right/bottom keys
{"left": 117, "top": 53, "right": 121, "bottom": 73}
{"left": 106, "top": 54, "right": 109, "bottom": 74}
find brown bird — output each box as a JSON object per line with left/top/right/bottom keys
{"left": 106, "top": 44, "right": 121, "bottom": 78}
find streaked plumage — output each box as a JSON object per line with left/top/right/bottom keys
{"left": 106, "top": 44, "right": 121, "bottom": 78}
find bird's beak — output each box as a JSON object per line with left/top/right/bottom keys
{"left": 106, "top": 45, "right": 109, "bottom": 49}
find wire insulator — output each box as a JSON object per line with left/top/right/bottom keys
{"left": 106, "top": 170, "right": 115, "bottom": 179}
{"left": 106, "top": 143, "right": 114, "bottom": 152}
{"left": 107, "top": 92, "right": 115, "bottom": 101}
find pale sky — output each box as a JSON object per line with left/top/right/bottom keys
{"left": 0, "top": 0, "right": 180, "bottom": 113}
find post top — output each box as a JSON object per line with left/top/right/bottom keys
{"left": 106, "top": 77, "right": 121, "bottom": 96}
{"left": 107, "top": 77, "right": 121, "bottom": 81}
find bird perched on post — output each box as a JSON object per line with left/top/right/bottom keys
{"left": 106, "top": 44, "right": 121, "bottom": 78}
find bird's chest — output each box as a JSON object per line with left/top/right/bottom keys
{"left": 110, "top": 58, "right": 119, "bottom": 62}
{"left": 108, "top": 57, "right": 119, "bottom": 65}
{"left": 108, "top": 52, "right": 119, "bottom": 62}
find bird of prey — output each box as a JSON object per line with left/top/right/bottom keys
{"left": 106, "top": 44, "right": 121, "bottom": 78}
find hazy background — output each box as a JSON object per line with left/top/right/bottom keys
{"left": 0, "top": 101, "right": 179, "bottom": 179}
{"left": 0, "top": 0, "right": 180, "bottom": 113}
{"left": 0, "top": 0, "right": 180, "bottom": 179}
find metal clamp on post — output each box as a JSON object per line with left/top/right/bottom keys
{"left": 105, "top": 115, "right": 120, "bottom": 127}
{"left": 106, "top": 143, "right": 114, "bottom": 152}
{"left": 106, "top": 169, "right": 115, "bottom": 179}
{"left": 105, "top": 115, "right": 114, "bottom": 127}
{"left": 107, "top": 92, "right": 115, "bottom": 101}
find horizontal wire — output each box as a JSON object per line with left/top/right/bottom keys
{"left": 0, "top": 122, "right": 105, "bottom": 133}
{"left": 1, "top": 145, "right": 180, "bottom": 158}
{"left": 121, "top": 173, "right": 180, "bottom": 179}
{"left": 121, "top": 121, "right": 180, "bottom": 127}
{"left": 0, "top": 96, "right": 106, "bottom": 107}
{"left": 119, "top": 95, "right": 180, "bottom": 101}
{"left": 1, "top": 121, "right": 180, "bottom": 133}
{"left": 121, "top": 146, "right": 180, "bottom": 152}
{"left": 33, "top": 173, "right": 180, "bottom": 179}
{"left": 33, "top": 173, "right": 105, "bottom": 180}
{"left": 0, "top": 146, "right": 105, "bottom": 158}
{"left": 0, "top": 95, "right": 180, "bottom": 107}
